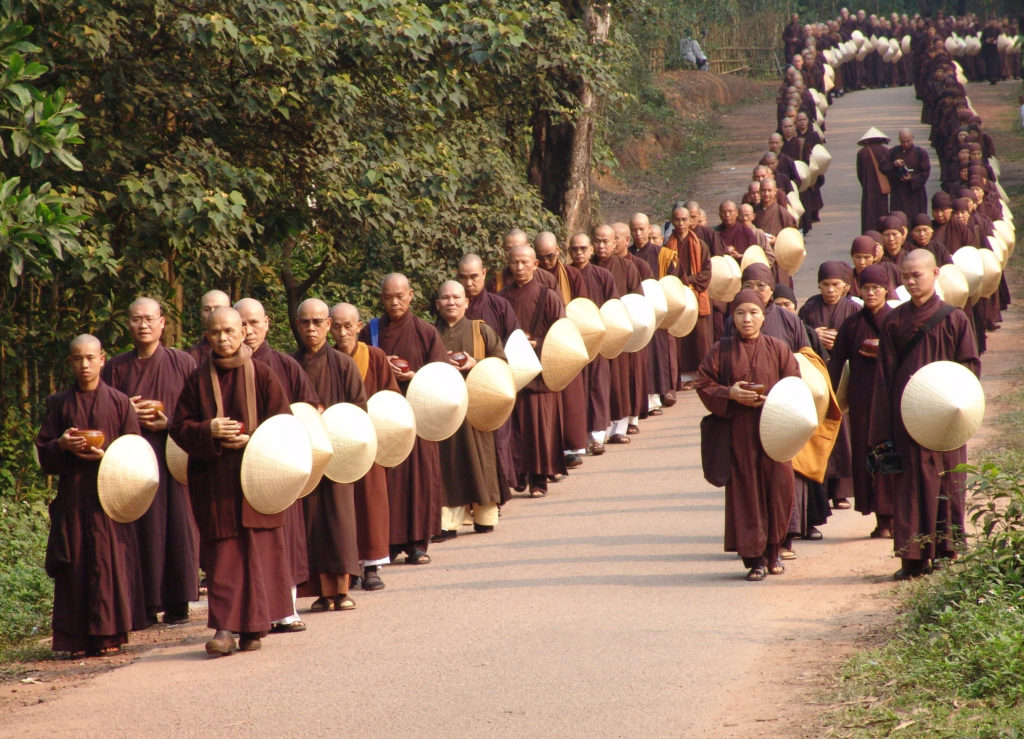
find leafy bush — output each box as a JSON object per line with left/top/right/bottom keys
{"left": 0, "top": 497, "right": 52, "bottom": 651}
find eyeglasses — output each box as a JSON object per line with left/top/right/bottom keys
{"left": 742, "top": 281, "right": 772, "bottom": 291}
{"left": 860, "top": 284, "right": 887, "bottom": 294}
{"left": 297, "top": 318, "right": 329, "bottom": 327}
{"left": 537, "top": 253, "right": 559, "bottom": 262}
{"left": 129, "top": 315, "right": 161, "bottom": 326}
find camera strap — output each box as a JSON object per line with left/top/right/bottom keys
{"left": 896, "top": 303, "right": 954, "bottom": 368}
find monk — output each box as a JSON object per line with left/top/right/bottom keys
{"left": 235, "top": 297, "right": 316, "bottom": 631}
{"left": 187, "top": 289, "right": 231, "bottom": 364}
{"left": 615, "top": 221, "right": 652, "bottom": 431}
{"left": 359, "top": 273, "right": 447, "bottom": 564}
{"left": 499, "top": 244, "right": 567, "bottom": 496}
{"left": 101, "top": 297, "right": 199, "bottom": 627}
{"left": 662, "top": 206, "right": 712, "bottom": 391}
{"left": 629, "top": 212, "right": 675, "bottom": 411}
{"left": 485, "top": 228, "right": 557, "bottom": 292}
{"left": 869, "top": 250, "right": 980, "bottom": 580}
{"left": 170, "top": 307, "right": 293, "bottom": 656}
{"left": 886, "top": 129, "right": 931, "bottom": 221}
{"left": 697, "top": 289, "right": 800, "bottom": 581}
{"left": 330, "top": 302, "right": 395, "bottom": 591}
{"left": 754, "top": 178, "right": 793, "bottom": 287}
{"left": 433, "top": 281, "right": 507, "bottom": 536}
{"left": 856, "top": 128, "right": 891, "bottom": 232}
{"left": 37, "top": 335, "right": 144, "bottom": 656}
{"left": 724, "top": 264, "right": 808, "bottom": 352}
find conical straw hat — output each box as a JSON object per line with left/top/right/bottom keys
{"left": 759, "top": 376, "right": 819, "bottom": 462}
{"left": 98, "top": 434, "right": 160, "bottom": 523}
{"left": 875, "top": 37, "right": 889, "bottom": 54}
{"left": 598, "top": 299, "right": 633, "bottom": 359}
{"left": 740, "top": 245, "right": 770, "bottom": 271}
{"left": 988, "top": 233, "right": 1008, "bottom": 268}
{"left": 952, "top": 246, "right": 984, "bottom": 298}
{"left": 406, "top": 361, "right": 468, "bottom": 442}
{"left": 504, "top": 329, "right": 542, "bottom": 391}
{"left": 990, "top": 156, "right": 1001, "bottom": 178}
{"left": 668, "top": 284, "right": 699, "bottom": 338}
{"left": 901, "top": 361, "right": 985, "bottom": 451}
{"left": 321, "top": 402, "right": 378, "bottom": 484}
{"left": 708, "top": 255, "right": 741, "bottom": 302}
{"left": 836, "top": 361, "right": 851, "bottom": 414}
{"left": 240, "top": 414, "right": 312, "bottom": 515}
{"left": 795, "top": 160, "right": 811, "bottom": 191}
{"left": 367, "top": 390, "right": 417, "bottom": 467}
{"left": 774, "top": 227, "right": 806, "bottom": 273}
{"left": 165, "top": 435, "right": 188, "bottom": 485}
{"left": 795, "top": 352, "right": 829, "bottom": 424}
{"left": 787, "top": 189, "right": 805, "bottom": 218}
{"left": 936, "top": 264, "right": 969, "bottom": 309}
{"left": 620, "top": 293, "right": 657, "bottom": 353}
{"left": 465, "top": 357, "right": 516, "bottom": 432}
{"left": 807, "top": 156, "right": 821, "bottom": 183}
{"left": 993, "top": 220, "right": 1014, "bottom": 249}
{"left": 290, "top": 402, "right": 334, "bottom": 494}
{"left": 541, "top": 317, "right": 590, "bottom": 392}
{"left": 857, "top": 127, "right": 890, "bottom": 144}
{"left": 657, "top": 275, "right": 687, "bottom": 329}
{"left": 996, "top": 181, "right": 1009, "bottom": 202}
{"left": 901, "top": 34, "right": 911, "bottom": 54}
{"left": 810, "top": 144, "right": 832, "bottom": 175}
{"left": 566, "top": 297, "right": 605, "bottom": 362}
{"left": 851, "top": 29, "right": 864, "bottom": 44}
{"left": 641, "top": 279, "right": 669, "bottom": 328}
{"left": 978, "top": 248, "right": 1002, "bottom": 299}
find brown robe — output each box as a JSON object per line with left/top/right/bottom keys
{"left": 631, "top": 241, "right": 675, "bottom": 396}
{"left": 170, "top": 354, "right": 293, "bottom": 634}
{"left": 856, "top": 142, "right": 891, "bottom": 232}
{"left": 665, "top": 230, "right": 713, "bottom": 375}
{"left": 435, "top": 317, "right": 507, "bottom": 507}
{"left": 37, "top": 381, "right": 144, "bottom": 653}
{"left": 486, "top": 264, "right": 556, "bottom": 293}
{"left": 358, "top": 312, "right": 447, "bottom": 555}
{"left": 697, "top": 335, "right": 800, "bottom": 567}
{"left": 869, "top": 294, "right": 980, "bottom": 562}
{"left": 101, "top": 345, "right": 199, "bottom": 615}
{"left": 754, "top": 202, "right": 797, "bottom": 287}
{"left": 293, "top": 343, "right": 367, "bottom": 585}
{"left": 572, "top": 262, "right": 616, "bottom": 433}
{"left": 594, "top": 254, "right": 640, "bottom": 421}
{"left": 541, "top": 260, "right": 589, "bottom": 450}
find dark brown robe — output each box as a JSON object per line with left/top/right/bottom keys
{"left": 665, "top": 230, "right": 713, "bottom": 375}
{"left": 486, "top": 264, "right": 556, "bottom": 293}
{"left": 594, "top": 254, "right": 640, "bottom": 421}
{"left": 857, "top": 142, "right": 891, "bottom": 232}
{"left": 754, "top": 202, "right": 798, "bottom": 288}
{"left": 170, "top": 355, "right": 293, "bottom": 634}
{"left": 435, "top": 317, "right": 507, "bottom": 507}
{"left": 358, "top": 312, "right": 447, "bottom": 556}
{"left": 541, "top": 260, "right": 590, "bottom": 451}
{"left": 886, "top": 144, "right": 931, "bottom": 220}
{"left": 101, "top": 345, "right": 199, "bottom": 616}
{"left": 631, "top": 241, "right": 675, "bottom": 396}
{"left": 572, "top": 262, "right": 616, "bottom": 433}
{"left": 293, "top": 343, "right": 367, "bottom": 586}
{"left": 37, "top": 381, "right": 144, "bottom": 653}
{"left": 869, "top": 294, "right": 980, "bottom": 562}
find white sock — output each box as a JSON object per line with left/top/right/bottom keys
{"left": 648, "top": 394, "right": 663, "bottom": 409}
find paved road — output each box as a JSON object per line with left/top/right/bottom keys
{"left": 2, "top": 85, "right": 994, "bottom": 738}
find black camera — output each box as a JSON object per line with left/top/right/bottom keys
{"left": 868, "top": 442, "right": 904, "bottom": 475}
{"left": 895, "top": 164, "right": 914, "bottom": 179}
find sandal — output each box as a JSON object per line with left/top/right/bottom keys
{"left": 768, "top": 562, "right": 785, "bottom": 575}
{"left": 529, "top": 488, "right": 547, "bottom": 498}
{"left": 333, "top": 595, "right": 356, "bottom": 611}
{"left": 779, "top": 548, "right": 796, "bottom": 560}
{"left": 745, "top": 566, "right": 767, "bottom": 582}
{"left": 406, "top": 550, "right": 432, "bottom": 565}
{"left": 309, "top": 596, "right": 331, "bottom": 612}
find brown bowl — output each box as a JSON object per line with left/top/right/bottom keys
{"left": 448, "top": 351, "right": 468, "bottom": 367}
{"left": 390, "top": 357, "right": 411, "bottom": 373}
{"left": 740, "top": 382, "right": 767, "bottom": 395}
{"left": 73, "top": 429, "right": 105, "bottom": 449}
{"left": 236, "top": 421, "right": 246, "bottom": 436}
{"left": 860, "top": 338, "right": 879, "bottom": 357}
{"left": 147, "top": 400, "right": 165, "bottom": 414}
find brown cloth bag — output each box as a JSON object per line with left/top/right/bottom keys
{"left": 700, "top": 338, "right": 732, "bottom": 487}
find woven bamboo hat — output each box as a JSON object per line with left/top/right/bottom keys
{"left": 598, "top": 298, "right": 633, "bottom": 359}
{"left": 900, "top": 34, "right": 911, "bottom": 54}
{"left": 367, "top": 390, "right": 417, "bottom": 467}
{"left": 759, "top": 376, "right": 819, "bottom": 462}
{"left": 774, "top": 227, "right": 806, "bottom": 273}
{"left": 504, "top": 328, "right": 542, "bottom": 391}
{"left": 952, "top": 246, "right": 984, "bottom": 298}
{"left": 465, "top": 357, "right": 517, "bottom": 432}
{"left": 658, "top": 275, "right": 688, "bottom": 330}
{"left": 541, "top": 317, "right": 590, "bottom": 392}
{"left": 795, "top": 352, "right": 829, "bottom": 424}
{"left": 936, "top": 264, "right": 969, "bottom": 309}
{"left": 98, "top": 434, "right": 160, "bottom": 523}
{"left": 795, "top": 160, "right": 811, "bottom": 191}
{"left": 620, "top": 293, "right": 657, "bottom": 353}
{"left": 240, "top": 414, "right": 312, "bottom": 515}
{"left": 787, "top": 189, "right": 805, "bottom": 219}
{"left": 901, "top": 361, "right": 985, "bottom": 451}
{"left": 165, "top": 435, "right": 189, "bottom": 485}
{"left": 708, "top": 255, "right": 742, "bottom": 302}
{"left": 566, "top": 297, "right": 605, "bottom": 362}
{"left": 978, "top": 248, "right": 1002, "bottom": 299}
{"left": 320, "top": 402, "right": 378, "bottom": 484}
{"left": 641, "top": 278, "right": 669, "bottom": 328}
{"left": 290, "top": 402, "right": 334, "bottom": 494}
{"left": 857, "top": 127, "right": 890, "bottom": 144}
{"left": 988, "top": 233, "right": 1008, "bottom": 268}
{"left": 994, "top": 219, "right": 1015, "bottom": 253}
{"left": 835, "top": 360, "right": 850, "bottom": 414}
{"left": 740, "top": 245, "right": 770, "bottom": 271}
{"left": 406, "top": 361, "right": 468, "bottom": 442}
{"left": 810, "top": 144, "right": 832, "bottom": 175}
{"left": 668, "top": 284, "right": 699, "bottom": 338}
{"left": 990, "top": 156, "right": 1002, "bottom": 178}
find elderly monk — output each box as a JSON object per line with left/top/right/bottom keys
{"left": 697, "top": 289, "right": 801, "bottom": 581}
{"left": 662, "top": 206, "right": 712, "bottom": 391}
{"left": 828, "top": 265, "right": 894, "bottom": 538}
{"left": 457, "top": 253, "right": 520, "bottom": 493}
{"left": 433, "top": 281, "right": 507, "bottom": 536}
{"left": 292, "top": 299, "right": 366, "bottom": 611}
{"left": 359, "top": 273, "right": 448, "bottom": 564}
{"left": 592, "top": 224, "right": 639, "bottom": 444}
{"left": 485, "top": 228, "right": 556, "bottom": 293}
{"left": 886, "top": 128, "right": 931, "bottom": 221}
{"left": 768, "top": 133, "right": 803, "bottom": 195}
{"left": 187, "top": 289, "right": 231, "bottom": 363}
{"left": 36, "top": 335, "right": 144, "bottom": 657}
{"left": 499, "top": 245, "right": 567, "bottom": 496}
{"left": 683, "top": 200, "right": 721, "bottom": 253}
{"left": 235, "top": 297, "right": 316, "bottom": 631}
{"left": 101, "top": 297, "right": 198, "bottom": 627}
{"left": 614, "top": 220, "right": 653, "bottom": 430}
{"left": 630, "top": 212, "right": 676, "bottom": 411}
{"left": 535, "top": 232, "right": 589, "bottom": 470}
{"left": 330, "top": 302, "right": 394, "bottom": 591}
{"left": 568, "top": 233, "right": 616, "bottom": 455}
{"left": 754, "top": 178, "right": 792, "bottom": 287}
{"left": 869, "top": 250, "right": 981, "bottom": 580}
{"left": 170, "top": 307, "right": 293, "bottom": 656}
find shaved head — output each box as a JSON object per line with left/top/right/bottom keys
{"left": 330, "top": 302, "right": 360, "bottom": 324}
{"left": 129, "top": 296, "right": 162, "bottom": 316}
{"left": 457, "top": 253, "right": 484, "bottom": 272}
{"left": 330, "top": 302, "right": 362, "bottom": 354}
{"left": 437, "top": 279, "right": 466, "bottom": 299}
{"left": 297, "top": 298, "right": 329, "bottom": 317}
{"left": 503, "top": 229, "right": 530, "bottom": 251}
{"left": 70, "top": 333, "right": 102, "bottom": 353}
{"left": 234, "top": 297, "right": 266, "bottom": 318}
{"left": 903, "top": 248, "right": 937, "bottom": 270}
{"left": 200, "top": 289, "right": 231, "bottom": 326}
{"left": 534, "top": 231, "right": 559, "bottom": 251}
{"left": 382, "top": 273, "right": 410, "bottom": 293}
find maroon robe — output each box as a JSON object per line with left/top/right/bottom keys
{"left": 626, "top": 252, "right": 653, "bottom": 417}
{"left": 869, "top": 294, "right": 980, "bottom": 562}
{"left": 594, "top": 254, "right": 640, "bottom": 421}
{"left": 358, "top": 312, "right": 447, "bottom": 556}
{"left": 187, "top": 339, "right": 211, "bottom": 365}
{"left": 665, "top": 231, "right": 713, "bottom": 375}
{"left": 101, "top": 345, "right": 199, "bottom": 617}
{"left": 886, "top": 144, "right": 931, "bottom": 220}
{"left": 630, "top": 241, "right": 675, "bottom": 397}
{"left": 572, "top": 262, "right": 616, "bottom": 433}
{"left": 170, "top": 354, "right": 293, "bottom": 634}
{"left": 541, "top": 260, "right": 589, "bottom": 451}
{"left": 37, "top": 381, "right": 144, "bottom": 653}
{"left": 856, "top": 143, "right": 891, "bottom": 232}
{"left": 754, "top": 202, "right": 797, "bottom": 287}
{"left": 486, "top": 264, "right": 556, "bottom": 293}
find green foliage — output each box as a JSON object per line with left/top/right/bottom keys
{"left": 0, "top": 496, "right": 52, "bottom": 651}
